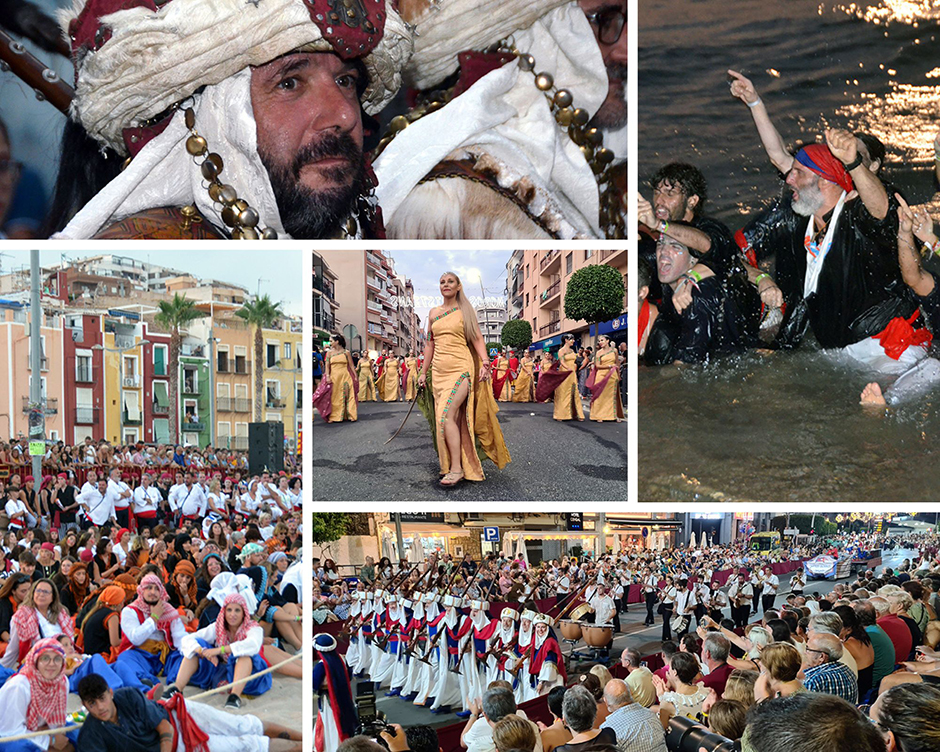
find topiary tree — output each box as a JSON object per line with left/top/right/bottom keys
{"left": 564, "top": 264, "right": 626, "bottom": 347}
{"left": 501, "top": 319, "right": 533, "bottom": 351}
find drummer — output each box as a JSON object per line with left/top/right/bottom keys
{"left": 673, "top": 577, "right": 696, "bottom": 639}
{"left": 585, "top": 585, "right": 618, "bottom": 653}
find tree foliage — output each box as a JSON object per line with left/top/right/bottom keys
{"left": 564, "top": 264, "right": 625, "bottom": 328}
{"left": 501, "top": 319, "right": 533, "bottom": 351}
{"left": 771, "top": 514, "right": 837, "bottom": 536}
{"left": 312, "top": 513, "right": 348, "bottom": 544}
{"left": 236, "top": 294, "right": 285, "bottom": 421}
{"left": 155, "top": 294, "right": 206, "bottom": 444}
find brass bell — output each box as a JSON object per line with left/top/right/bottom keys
{"left": 592, "top": 161, "right": 606, "bottom": 175}
{"left": 535, "top": 72, "right": 554, "bottom": 91}
{"left": 186, "top": 134, "right": 208, "bottom": 156}
{"left": 555, "top": 108, "right": 574, "bottom": 127}
{"left": 517, "top": 54, "right": 535, "bottom": 72}
{"left": 239, "top": 207, "right": 260, "bottom": 228}
{"left": 230, "top": 227, "right": 242, "bottom": 240}
{"left": 553, "top": 89, "right": 573, "bottom": 108}
{"left": 569, "top": 126, "right": 585, "bottom": 146}
{"left": 240, "top": 227, "right": 259, "bottom": 240}
{"left": 572, "top": 108, "right": 589, "bottom": 126}
{"left": 218, "top": 185, "right": 238, "bottom": 206}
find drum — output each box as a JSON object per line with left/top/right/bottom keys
{"left": 582, "top": 625, "right": 612, "bottom": 647}
{"left": 569, "top": 603, "right": 593, "bottom": 621}
{"left": 558, "top": 619, "right": 583, "bottom": 641}
{"left": 670, "top": 615, "right": 690, "bottom": 634}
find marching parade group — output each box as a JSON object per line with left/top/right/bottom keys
{"left": 314, "top": 530, "right": 940, "bottom": 752}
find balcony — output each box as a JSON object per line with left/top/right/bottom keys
{"left": 182, "top": 380, "right": 199, "bottom": 395}
{"left": 539, "top": 278, "right": 561, "bottom": 307}
{"left": 313, "top": 312, "right": 334, "bottom": 333}
{"left": 74, "top": 407, "right": 99, "bottom": 424}
{"left": 28, "top": 357, "right": 49, "bottom": 372}
{"left": 366, "top": 252, "right": 382, "bottom": 269}
{"left": 181, "top": 344, "right": 205, "bottom": 358}
{"left": 152, "top": 403, "right": 170, "bottom": 415}
{"left": 540, "top": 250, "right": 561, "bottom": 274}
{"left": 122, "top": 375, "right": 140, "bottom": 388}
{"left": 21, "top": 397, "right": 58, "bottom": 414}
{"left": 232, "top": 436, "right": 249, "bottom": 451}
{"left": 539, "top": 320, "right": 561, "bottom": 337}
{"left": 367, "top": 322, "right": 384, "bottom": 336}
{"left": 75, "top": 366, "right": 95, "bottom": 383}
{"left": 234, "top": 360, "right": 250, "bottom": 375}
{"left": 234, "top": 397, "right": 251, "bottom": 413}
{"left": 182, "top": 420, "right": 205, "bottom": 432}
{"left": 366, "top": 276, "right": 381, "bottom": 292}
{"left": 312, "top": 274, "right": 336, "bottom": 301}
{"left": 367, "top": 299, "right": 383, "bottom": 313}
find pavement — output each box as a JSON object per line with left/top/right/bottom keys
{"left": 66, "top": 651, "right": 303, "bottom": 748}
{"left": 312, "top": 399, "right": 627, "bottom": 501}
{"left": 345, "top": 547, "right": 914, "bottom": 731}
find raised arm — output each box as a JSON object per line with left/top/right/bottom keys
{"left": 728, "top": 69, "right": 794, "bottom": 174}
{"left": 638, "top": 193, "right": 713, "bottom": 255}
{"left": 895, "top": 194, "right": 936, "bottom": 298}
{"left": 827, "top": 128, "right": 888, "bottom": 220}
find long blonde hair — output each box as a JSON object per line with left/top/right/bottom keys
{"left": 441, "top": 272, "right": 482, "bottom": 344}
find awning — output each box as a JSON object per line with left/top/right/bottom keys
{"left": 589, "top": 313, "right": 628, "bottom": 337}
{"left": 153, "top": 418, "right": 170, "bottom": 443}
{"left": 153, "top": 381, "right": 169, "bottom": 407}
{"left": 529, "top": 335, "right": 562, "bottom": 351}
{"left": 124, "top": 391, "right": 141, "bottom": 421}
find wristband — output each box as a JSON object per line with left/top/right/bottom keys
{"left": 843, "top": 153, "right": 864, "bottom": 171}
{"left": 658, "top": 219, "right": 669, "bottom": 235}
{"left": 755, "top": 273, "right": 770, "bottom": 286}
{"left": 686, "top": 270, "right": 702, "bottom": 283}
{"left": 220, "top": 645, "right": 225, "bottom": 656}
{"left": 746, "top": 97, "right": 762, "bottom": 109}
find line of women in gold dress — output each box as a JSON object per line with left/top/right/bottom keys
{"left": 357, "top": 355, "right": 376, "bottom": 401}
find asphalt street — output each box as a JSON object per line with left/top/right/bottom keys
{"left": 352, "top": 548, "right": 914, "bottom": 730}
{"left": 312, "top": 399, "right": 627, "bottom": 501}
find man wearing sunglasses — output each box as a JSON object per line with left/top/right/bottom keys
{"left": 580, "top": 0, "right": 627, "bottom": 133}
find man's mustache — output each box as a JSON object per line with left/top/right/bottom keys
{"left": 291, "top": 132, "right": 362, "bottom": 178}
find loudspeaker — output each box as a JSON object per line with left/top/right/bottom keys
{"left": 248, "top": 422, "right": 284, "bottom": 474}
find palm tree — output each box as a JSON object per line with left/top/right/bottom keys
{"left": 155, "top": 294, "right": 205, "bottom": 444}
{"left": 235, "top": 294, "right": 285, "bottom": 422}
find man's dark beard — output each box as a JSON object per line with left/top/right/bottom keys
{"left": 260, "top": 132, "right": 365, "bottom": 239}
{"left": 589, "top": 63, "right": 628, "bottom": 130}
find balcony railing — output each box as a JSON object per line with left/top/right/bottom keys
{"left": 217, "top": 397, "right": 232, "bottom": 411}
{"left": 182, "top": 420, "right": 205, "bottom": 432}
{"left": 366, "top": 276, "right": 381, "bottom": 291}
{"left": 181, "top": 344, "right": 205, "bottom": 357}
{"left": 234, "top": 397, "right": 251, "bottom": 413}
{"left": 367, "top": 300, "right": 383, "bottom": 313}
{"left": 313, "top": 312, "right": 335, "bottom": 333}
{"left": 366, "top": 251, "right": 383, "bottom": 268}
{"left": 540, "top": 280, "right": 561, "bottom": 306}
{"left": 152, "top": 403, "right": 170, "bottom": 415}
{"left": 539, "top": 249, "right": 560, "bottom": 272}
{"left": 234, "top": 360, "right": 250, "bottom": 375}
{"left": 74, "top": 407, "right": 99, "bottom": 424}
{"left": 232, "top": 436, "right": 249, "bottom": 451}
{"left": 21, "top": 397, "right": 58, "bottom": 414}
{"left": 312, "top": 275, "right": 336, "bottom": 301}
{"left": 539, "top": 320, "right": 561, "bottom": 337}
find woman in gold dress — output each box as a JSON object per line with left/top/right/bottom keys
{"left": 357, "top": 352, "right": 377, "bottom": 402}
{"left": 418, "top": 272, "right": 511, "bottom": 487}
{"left": 378, "top": 353, "right": 401, "bottom": 402}
{"left": 323, "top": 334, "right": 358, "bottom": 422}
{"left": 403, "top": 349, "right": 419, "bottom": 401}
{"left": 552, "top": 335, "right": 584, "bottom": 421}
{"left": 492, "top": 350, "right": 514, "bottom": 402}
{"left": 587, "top": 336, "right": 625, "bottom": 422}
{"left": 512, "top": 351, "right": 536, "bottom": 402}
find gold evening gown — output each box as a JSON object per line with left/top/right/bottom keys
{"left": 590, "top": 349, "right": 624, "bottom": 421}
{"left": 553, "top": 351, "right": 584, "bottom": 420}
{"left": 512, "top": 358, "right": 535, "bottom": 402}
{"left": 328, "top": 351, "right": 357, "bottom": 422}
{"left": 381, "top": 357, "right": 400, "bottom": 401}
{"left": 493, "top": 356, "right": 512, "bottom": 402}
{"left": 404, "top": 357, "right": 419, "bottom": 401}
{"left": 430, "top": 307, "right": 511, "bottom": 480}
{"left": 358, "top": 358, "right": 376, "bottom": 401}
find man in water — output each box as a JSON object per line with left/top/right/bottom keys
{"left": 741, "top": 130, "right": 927, "bottom": 373}
{"left": 654, "top": 233, "right": 760, "bottom": 364}
{"left": 49, "top": 0, "right": 413, "bottom": 240}
{"left": 639, "top": 162, "right": 784, "bottom": 317}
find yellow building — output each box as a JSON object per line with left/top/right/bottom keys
{"left": 101, "top": 318, "right": 148, "bottom": 446}
{"left": 259, "top": 318, "right": 302, "bottom": 450}
{"left": 209, "top": 315, "right": 254, "bottom": 452}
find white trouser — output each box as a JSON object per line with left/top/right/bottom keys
{"left": 175, "top": 700, "right": 268, "bottom": 752}
{"left": 884, "top": 357, "right": 940, "bottom": 405}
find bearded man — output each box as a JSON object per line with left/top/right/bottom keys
{"left": 48, "top": 0, "right": 413, "bottom": 239}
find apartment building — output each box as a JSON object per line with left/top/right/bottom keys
{"left": 508, "top": 249, "right": 628, "bottom": 350}
{"left": 313, "top": 252, "right": 339, "bottom": 349}
{"left": 260, "top": 319, "right": 302, "bottom": 449}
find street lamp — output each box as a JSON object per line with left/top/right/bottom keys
{"left": 93, "top": 338, "right": 150, "bottom": 444}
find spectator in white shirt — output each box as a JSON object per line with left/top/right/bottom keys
{"left": 79, "top": 479, "right": 117, "bottom": 527}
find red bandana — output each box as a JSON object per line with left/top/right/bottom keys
{"left": 214, "top": 593, "right": 260, "bottom": 647}
{"left": 18, "top": 637, "right": 69, "bottom": 732}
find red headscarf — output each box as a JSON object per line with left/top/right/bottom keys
{"left": 794, "top": 144, "right": 854, "bottom": 193}
{"left": 129, "top": 573, "right": 180, "bottom": 629}
{"left": 214, "top": 593, "right": 260, "bottom": 647}
{"left": 11, "top": 597, "right": 74, "bottom": 656}
{"left": 18, "top": 637, "right": 68, "bottom": 731}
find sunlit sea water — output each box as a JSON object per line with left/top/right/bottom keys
{"left": 639, "top": 1, "right": 940, "bottom": 502}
